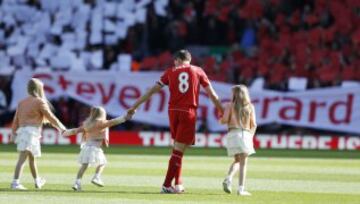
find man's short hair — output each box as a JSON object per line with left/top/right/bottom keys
{"left": 174, "top": 49, "right": 191, "bottom": 61}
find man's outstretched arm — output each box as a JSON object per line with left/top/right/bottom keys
{"left": 204, "top": 84, "right": 224, "bottom": 115}
{"left": 128, "top": 83, "right": 163, "bottom": 115}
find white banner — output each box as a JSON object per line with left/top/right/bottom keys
{"left": 10, "top": 71, "right": 360, "bottom": 134}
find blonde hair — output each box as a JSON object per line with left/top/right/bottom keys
{"left": 231, "top": 85, "right": 252, "bottom": 127}
{"left": 28, "top": 78, "right": 46, "bottom": 99}
{"left": 83, "top": 106, "right": 107, "bottom": 128}
{"left": 27, "top": 78, "right": 53, "bottom": 123}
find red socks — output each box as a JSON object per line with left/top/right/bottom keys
{"left": 163, "top": 150, "right": 183, "bottom": 187}
{"left": 175, "top": 153, "right": 183, "bottom": 185}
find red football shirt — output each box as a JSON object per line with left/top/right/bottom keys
{"left": 158, "top": 64, "right": 210, "bottom": 110}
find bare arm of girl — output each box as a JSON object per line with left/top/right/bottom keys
{"left": 62, "top": 127, "right": 85, "bottom": 137}
{"left": 250, "top": 105, "right": 257, "bottom": 135}
{"left": 99, "top": 114, "right": 132, "bottom": 129}
{"left": 106, "top": 114, "right": 132, "bottom": 127}
{"left": 219, "top": 103, "right": 231, "bottom": 124}
{"left": 10, "top": 109, "right": 19, "bottom": 142}
{"left": 39, "top": 100, "right": 66, "bottom": 131}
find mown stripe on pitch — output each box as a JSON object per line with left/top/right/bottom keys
{"left": 2, "top": 152, "right": 360, "bottom": 164}
{"left": 1, "top": 158, "right": 359, "bottom": 174}
{"left": 0, "top": 194, "right": 230, "bottom": 204}
{"left": 0, "top": 184, "right": 360, "bottom": 204}
{"left": 1, "top": 174, "right": 359, "bottom": 195}
{"left": 1, "top": 165, "right": 359, "bottom": 183}
{"left": 2, "top": 163, "right": 359, "bottom": 177}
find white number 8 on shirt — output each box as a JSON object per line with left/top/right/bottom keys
{"left": 178, "top": 72, "right": 189, "bottom": 93}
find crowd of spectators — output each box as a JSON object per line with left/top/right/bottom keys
{"left": 139, "top": 0, "right": 360, "bottom": 90}
{"left": 0, "top": 0, "right": 359, "bottom": 133}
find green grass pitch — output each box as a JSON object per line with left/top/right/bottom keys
{"left": 0, "top": 145, "right": 359, "bottom": 204}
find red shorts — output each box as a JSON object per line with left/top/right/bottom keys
{"left": 168, "top": 108, "right": 196, "bottom": 145}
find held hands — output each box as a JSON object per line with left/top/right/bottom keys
{"left": 126, "top": 108, "right": 136, "bottom": 120}
{"left": 125, "top": 113, "right": 133, "bottom": 121}
{"left": 127, "top": 108, "right": 136, "bottom": 116}
{"left": 62, "top": 127, "right": 84, "bottom": 137}
{"left": 61, "top": 129, "right": 71, "bottom": 137}
{"left": 9, "top": 133, "right": 16, "bottom": 144}
{"left": 60, "top": 128, "right": 66, "bottom": 136}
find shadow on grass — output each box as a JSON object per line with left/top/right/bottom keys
{"left": 0, "top": 188, "right": 158, "bottom": 195}
{"left": 0, "top": 187, "right": 223, "bottom": 196}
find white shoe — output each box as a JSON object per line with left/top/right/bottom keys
{"left": 72, "top": 183, "right": 82, "bottom": 191}
{"left": 35, "top": 178, "right": 46, "bottom": 189}
{"left": 222, "top": 179, "right": 232, "bottom": 194}
{"left": 160, "top": 186, "right": 176, "bottom": 194}
{"left": 238, "top": 190, "right": 251, "bottom": 196}
{"left": 91, "top": 177, "right": 104, "bottom": 187}
{"left": 11, "top": 183, "right": 27, "bottom": 190}
{"left": 175, "top": 184, "right": 185, "bottom": 193}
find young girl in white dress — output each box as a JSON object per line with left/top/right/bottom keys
{"left": 220, "top": 85, "right": 257, "bottom": 196}
{"left": 11, "top": 78, "right": 66, "bottom": 190}
{"left": 63, "top": 106, "right": 130, "bottom": 191}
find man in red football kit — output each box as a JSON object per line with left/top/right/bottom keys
{"left": 127, "top": 50, "right": 223, "bottom": 193}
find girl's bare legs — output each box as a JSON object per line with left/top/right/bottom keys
{"left": 223, "top": 154, "right": 241, "bottom": 193}
{"left": 72, "top": 164, "right": 88, "bottom": 191}
{"left": 76, "top": 164, "right": 89, "bottom": 180}
{"left": 94, "top": 164, "right": 105, "bottom": 177}
{"left": 226, "top": 157, "right": 240, "bottom": 182}
{"left": 92, "top": 164, "right": 105, "bottom": 187}
{"left": 238, "top": 153, "right": 250, "bottom": 195}
{"left": 28, "top": 152, "right": 46, "bottom": 188}
{"left": 13, "top": 151, "right": 29, "bottom": 180}
{"left": 28, "top": 153, "right": 38, "bottom": 179}
{"left": 11, "top": 151, "right": 29, "bottom": 189}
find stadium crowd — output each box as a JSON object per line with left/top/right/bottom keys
{"left": 0, "top": 0, "right": 359, "bottom": 132}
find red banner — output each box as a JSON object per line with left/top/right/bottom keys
{"left": 0, "top": 128, "right": 359, "bottom": 150}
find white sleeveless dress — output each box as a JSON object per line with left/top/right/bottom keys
{"left": 225, "top": 107, "right": 255, "bottom": 156}
{"left": 225, "top": 128, "right": 255, "bottom": 156}
{"left": 78, "top": 139, "right": 107, "bottom": 166}
{"left": 15, "top": 126, "right": 42, "bottom": 157}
